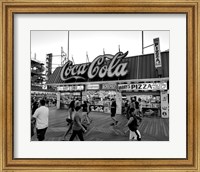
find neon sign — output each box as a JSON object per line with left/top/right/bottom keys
{"left": 60, "top": 52, "right": 129, "bottom": 81}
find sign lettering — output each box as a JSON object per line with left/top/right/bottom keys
{"left": 57, "top": 85, "right": 84, "bottom": 91}
{"left": 118, "top": 82, "right": 167, "bottom": 91}
{"left": 60, "top": 52, "right": 129, "bottom": 81}
{"left": 153, "top": 38, "right": 162, "bottom": 68}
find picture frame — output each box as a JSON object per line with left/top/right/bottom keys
{"left": 0, "top": 0, "right": 199, "bottom": 171}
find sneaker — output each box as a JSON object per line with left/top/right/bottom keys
{"left": 115, "top": 121, "right": 118, "bottom": 125}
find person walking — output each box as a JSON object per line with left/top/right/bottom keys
{"left": 128, "top": 98, "right": 136, "bottom": 119}
{"left": 32, "top": 98, "right": 38, "bottom": 115}
{"left": 124, "top": 100, "right": 129, "bottom": 117}
{"left": 134, "top": 97, "right": 140, "bottom": 116}
{"left": 81, "top": 100, "right": 91, "bottom": 125}
{"left": 62, "top": 98, "right": 75, "bottom": 140}
{"left": 125, "top": 111, "right": 142, "bottom": 141}
{"left": 69, "top": 102, "right": 87, "bottom": 141}
{"left": 32, "top": 99, "right": 49, "bottom": 141}
{"left": 110, "top": 98, "right": 118, "bottom": 126}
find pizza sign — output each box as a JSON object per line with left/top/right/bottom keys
{"left": 118, "top": 82, "right": 167, "bottom": 91}
{"left": 153, "top": 38, "right": 162, "bottom": 68}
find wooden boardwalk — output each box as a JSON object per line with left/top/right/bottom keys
{"left": 32, "top": 107, "right": 169, "bottom": 141}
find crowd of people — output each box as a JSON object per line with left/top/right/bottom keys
{"left": 31, "top": 96, "right": 143, "bottom": 142}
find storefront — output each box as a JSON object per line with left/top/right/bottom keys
{"left": 46, "top": 50, "right": 169, "bottom": 118}
{"left": 118, "top": 81, "right": 169, "bottom": 118}
{"left": 57, "top": 85, "right": 84, "bottom": 108}
{"left": 82, "top": 83, "right": 121, "bottom": 114}
{"left": 31, "top": 90, "right": 57, "bottom": 107}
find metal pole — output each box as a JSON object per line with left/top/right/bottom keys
{"left": 143, "top": 44, "right": 154, "bottom": 49}
{"left": 68, "top": 31, "right": 70, "bottom": 61}
{"left": 137, "top": 56, "right": 140, "bottom": 79}
{"left": 142, "top": 31, "right": 144, "bottom": 55}
{"left": 61, "top": 47, "right": 63, "bottom": 65}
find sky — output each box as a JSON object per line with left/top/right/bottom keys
{"left": 31, "top": 30, "right": 169, "bottom": 71}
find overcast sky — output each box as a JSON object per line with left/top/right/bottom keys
{"left": 31, "top": 30, "right": 169, "bottom": 70}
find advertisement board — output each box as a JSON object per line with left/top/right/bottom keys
{"left": 118, "top": 82, "right": 167, "bottom": 91}
{"left": 161, "top": 91, "right": 169, "bottom": 118}
{"left": 87, "top": 84, "right": 100, "bottom": 90}
{"left": 57, "top": 85, "right": 84, "bottom": 91}
{"left": 102, "top": 83, "right": 117, "bottom": 90}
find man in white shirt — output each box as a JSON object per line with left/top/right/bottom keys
{"left": 32, "top": 99, "right": 49, "bottom": 141}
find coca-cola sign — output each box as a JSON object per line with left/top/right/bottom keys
{"left": 60, "top": 51, "right": 129, "bottom": 81}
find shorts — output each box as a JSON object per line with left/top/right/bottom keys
{"left": 129, "top": 130, "right": 141, "bottom": 141}
{"left": 129, "top": 130, "right": 137, "bottom": 140}
{"left": 36, "top": 127, "right": 47, "bottom": 141}
{"left": 111, "top": 109, "right": 116, "bottom": 117}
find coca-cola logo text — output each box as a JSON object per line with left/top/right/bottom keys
{"left": 60, "top": 51, "right": 128, "bottom": 81}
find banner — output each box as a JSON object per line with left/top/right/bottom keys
{"left": 153, "top": 38, "right": 162, "bottom": 68}
{"left": 161, "top": 91, "right": 169, "bottom": 118}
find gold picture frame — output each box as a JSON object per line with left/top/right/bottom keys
{"left": 0, "top": 0, "right": 199, "bottom": 171}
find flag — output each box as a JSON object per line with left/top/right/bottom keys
{"left": 72, "top": 56, "right": 75, "bottom": 64}
{"left": 86, "top": 52, "right": 89, "bottom": 63}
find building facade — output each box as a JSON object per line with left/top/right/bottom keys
{"left": 46, "top": 51, "right": 169, "bottom": 118}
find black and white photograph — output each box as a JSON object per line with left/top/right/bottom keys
{"left": 30, "top": 30, "right": 169, "bottom": 142}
